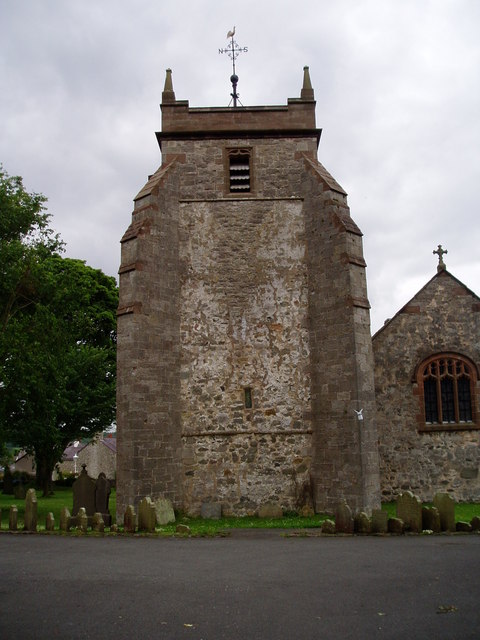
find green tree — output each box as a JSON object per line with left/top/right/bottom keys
{"left": 0, "top": 165, "right": 62, "bottom": 336}
{"left": 0, "top": 168, "right": 117, "bottom": 495}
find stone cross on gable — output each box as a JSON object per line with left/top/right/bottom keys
{"left": 433, "top": 244, "right": 448, "bottom": 272}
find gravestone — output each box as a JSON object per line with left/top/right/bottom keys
{"left": 24, "top": 488, "right": 38, "bottom": 532}
{"left": 396, "top": 491, "right": 422, "bottom": 532}
{"left": 92, "top": 512, "right": 105, "bottom": 532}
{"left": 456, "top": 521, "right": 472, "bottom": 532}
{"left": 73, "top": 465, "right": 96, "bottom": 517}
{"left": 371, "top": 509, "right": 388, "bottom": 534}
{"left": 433, "top": 493, "right": 455, "bottom": 532}
{"left": 258, "top": 503, "right": 283, "bottom": 519}
{"left": 124, "top": 505, "right": 136, "bottom": 533}
{"left": 200, "top": 502, "right": 221, "bottom": 520}
{"left": 354, "top": 511, "right": 371, "bottom": 534}
{"left": 335, "top": 500, "right": 354, "bottom": 534}
{"left": 9, "top": 505, "right": 18, "bottom": 531}
{"left": 46, "top": 512, "right": 55, "bottom": 532}
{"left": 470, "top": 516, "right": 480, "bottom": 531}
{"left": 154, "top": 497, "right": 176, "bottom": 525}
{"left": 138, "top": 497, "right": 156, "bottom": 532}
{"left": 95, "top": 473, "right": 112, "bottom": 526}
{"left": 176, "top": 524, "right": 191, "bottom": 534}
{"left": 388, "top": 517, "right": 404, "bottom": 534}
{"left": 78, "top": 507, "right": 88, "bottom": 532}
{"left": 2, "top": 465, "right": 14, "bottom": 494}
{"left": 422, "top": 506, "right": 441, "bottom": 533}
{"left": 321, "top": 519, "right": 336, "bottom": 534}
{"left": 60, "top": 506, "right": 71, "bottom": 532}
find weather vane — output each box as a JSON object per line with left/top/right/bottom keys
{"left": 218, "top": 27, "right": 248, "bottom": 107}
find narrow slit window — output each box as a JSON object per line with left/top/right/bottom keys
{"left": 229, "top": 150, "right": 251, "bottom": 193}
{"left": 244, "top": 387, "right": 253, "bottom": 409}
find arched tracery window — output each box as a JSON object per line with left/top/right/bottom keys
{"left": 417, "top": 354, "right": 478, "bottom": 430}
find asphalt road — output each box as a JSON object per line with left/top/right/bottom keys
{"left": 1, "top": 532, "right": 479, "bottom": 639}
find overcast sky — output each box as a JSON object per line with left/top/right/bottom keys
{"left": 1, "top": 0, "right": 479, "bottom": 333}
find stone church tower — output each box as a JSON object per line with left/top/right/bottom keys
{"left": 116, "top": 67, "right": 381, "bottom": 518}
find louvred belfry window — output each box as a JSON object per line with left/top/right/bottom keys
{"left": 229, "top": 149, "right": 251, "bottom": 192}
{"left": 419, "top": 354, "right": 477, "bottom": 428}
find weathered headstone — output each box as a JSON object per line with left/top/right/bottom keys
{"left": 396, "top": 492, "right": 422, "bottom": 532}
{"left": 110, "top": 524, "right": 118, "bottom": 533}
{"left": 321, "top": 519, "right": 336, "bottom": 534}
{"left": 335, "top": 500, "right": 354, "bottom": 534}
{"left": 72, "top": 465, "right": 96, "bottom": 517}
{"left": 200, "top": 502, "right": 221, "bottom": 520}
{"left": 354, "top": 511, "right": 371, "bottom": 534}
{"left": 371, "top": 509, "right": 388, "bottom": 534}
{"left": 46, "top": 512, "right": 55, "bottom": 532}
{"left": 422, "top": 506, "right": 441, "bottom": 533}
{"left": 258, "top": 503, "right": 283, "bottom": 518}
{"left": 154, "top": 497, "right": 176, "bottom": 525}
{"left": 456, "top": 521, "right": 472, "bottom": 533}
{"left": 433, "top": 493, "right": 455, "bottom": 532}
{"left": 60, "top": 506, "right": 71, "bottom": 532}
{"left": 138, "top": 497, "right": 156, "bottom": 532}
{"left": 92, "top": 512, "right": 105, "bottom": 532}
{"left": 388, "top": 517, "right": 404, "bottom": 534}
{"left": 176, "top": 524, "right": 191, "bottom": 534}
{"left": 24, "top": 488, "right": 38, "bottom": 532}
{"left": 9, "top": 505, "right": 18, "bottom": 531}
{"left": 124, "top": 505, "right": 136, "bottom": 533}
{"left": 470, "top": 516, "right": 480, "bottom": 531}
{"left": 2, "top": 465, "right": 14, "bottom": 494}
{"left": 95, "top": 473, "right": 111, "bottom": 526}
{"left": 78, "top": 507, "right": 88, "bottom": 532}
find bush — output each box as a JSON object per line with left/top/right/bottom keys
{"left": 54, "top": 471, "right": 76, "bottom": 487}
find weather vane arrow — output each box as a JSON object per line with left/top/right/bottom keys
{"left": 219, "top": 27, "right": 248, "bottom": 107}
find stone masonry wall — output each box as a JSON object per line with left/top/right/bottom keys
{"left": 178, "top": 197, "right": 312, "bottom": 514}
{"left": 373, "top": 271, "right": 480, "bottom": 502}
{"left": 301, "top": 167, "right": 380, "bottom": 513}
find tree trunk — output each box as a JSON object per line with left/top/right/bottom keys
{"left": 35, "top": 453, "right": 55, "bottom": 497}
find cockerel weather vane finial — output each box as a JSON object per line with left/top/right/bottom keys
{"left": 219, "top": 27, "right": 248, "bottom": 107}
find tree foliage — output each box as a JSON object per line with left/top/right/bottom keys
{"left": 0, "top": 167, "right": 118, "bottom": 494}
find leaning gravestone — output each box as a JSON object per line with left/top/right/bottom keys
{"left": 24, "top": 488, "right": 38, "bottom": 532}
{"left": 433, "top": 493, "right": 455, "bottom": 532}
{"left": 354, "top": 511, "right": 371, "bottom": 534}
{"left": 371, "top": 509, "right": 388, "bottom": 534}
{"left": 92, "top": 512, "right": 105, "bottom": 533}
{"left": 124, "top": 505, "right": 136, "bottom": 533}
{"left": 138, "top": 497, "right": 156, "bottom": 532}
{"left": 60, "top": 506, "right": 71, "bottom": 532}
{"left": 154, "top": 497, "right": 176, "bottom": 525}
{"left": 78, "top": 507, "right": 88, "bottom": 532}
{"left": 335, "top": 500, "right": 354, "bottom": 534}
{"left": 46, "top": 512, "right": 55, "bottom": 532}
{"left": 9, "top": 505, "right": 18, "bottom": 531}
{"left": 396, "top": 491, "right": 422, "bottom": 532}
{"left": 422, "top": 506, "right": 440, "bottom": 533}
